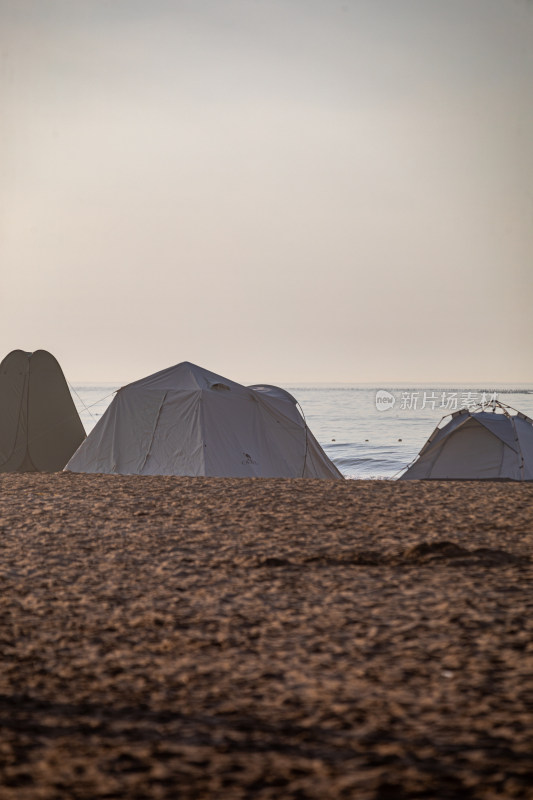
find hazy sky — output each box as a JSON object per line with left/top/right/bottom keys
{"left": 1, "top": 0, "right": 532, "bottom": 384}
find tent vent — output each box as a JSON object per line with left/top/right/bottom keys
{"left": 210, "top": 382, "right": 230, "bottom": 391}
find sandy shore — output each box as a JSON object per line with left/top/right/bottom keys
{"left": 0, "top": 474, "right": 532, "bottom": 799}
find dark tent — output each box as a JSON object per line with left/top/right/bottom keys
{"left": 0, "top": 350, "right": 86, "bottom": 472}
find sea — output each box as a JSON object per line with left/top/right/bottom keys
{"left": 70, "top": 383, "right": 533, "bottom": 480}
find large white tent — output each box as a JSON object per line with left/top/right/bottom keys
{"left": 400, "top": 402, "right": 533, "bottom": 481}
{"left": 65, "top": 361, "right": 343, "bottom": 479}
{"left": 0, "top": 349, "right": 86, "bottom": 472}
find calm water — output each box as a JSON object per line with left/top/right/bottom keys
{"left": 70, "top": 383, "right": 533, "bottom": 480}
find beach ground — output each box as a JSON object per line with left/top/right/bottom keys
{"left": 0, "top": 474, "right": 532, "bottom": 799}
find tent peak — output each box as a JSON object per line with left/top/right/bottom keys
{"left": 125, "top": 361, "right": 247, "bottom": 393}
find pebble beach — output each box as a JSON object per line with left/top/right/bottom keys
{"left": 0, "top": 473, "right": 532, "bottom": 799}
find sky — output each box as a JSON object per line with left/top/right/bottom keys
{"left": 1, "top": 0, "right": 532, "bottom": 384}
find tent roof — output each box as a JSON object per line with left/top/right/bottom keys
{"left": 124, "top": 361, "right": 250, "bottom": 395}
{"left": 469, "top": 410, "right": 520, "bottom": 452}
{"left": 419, "top": 408, "right": 523, "bottom": 458}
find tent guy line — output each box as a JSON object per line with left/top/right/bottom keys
{"left": 67, "top": 382, "right": 118, "bottom": 422}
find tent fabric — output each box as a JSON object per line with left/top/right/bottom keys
{"left": 65, "top": 361, "right": 343, "bottom": 479}
{"left": 400, "top": 406, "right": 533, "bottom": 481}
{"left": 513, "top": 417, "right": 533, "bottom": 480}
{"left": 249, "top": 384, "right": 299, "bottom": 405}
{"left": 0, "top": 350, "right": 86, "bottom": 472}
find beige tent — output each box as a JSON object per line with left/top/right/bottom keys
{"left": 66, "top": 361, "right": 343, "bottom": 479}
{"left": 0, "top": 350, "right": 86, "bottom": 472}
{"left": 400, "top": 402, "right": 533, "bottom": 481}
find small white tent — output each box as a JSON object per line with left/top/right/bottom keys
{"left": 65, "top": 361, "right": 343, "bottom": 479}
{"left": 0, "top": 350, "right": 86, "bottom": 472}
{"left": 400, "top": 402, "right": 533, "bottom": 481}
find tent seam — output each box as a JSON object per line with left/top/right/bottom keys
{"left": 508, "top": 412, "right": 525, "bottom": 481}
{"left": 138, "top": 391, "right": 168, "bottom": 474}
